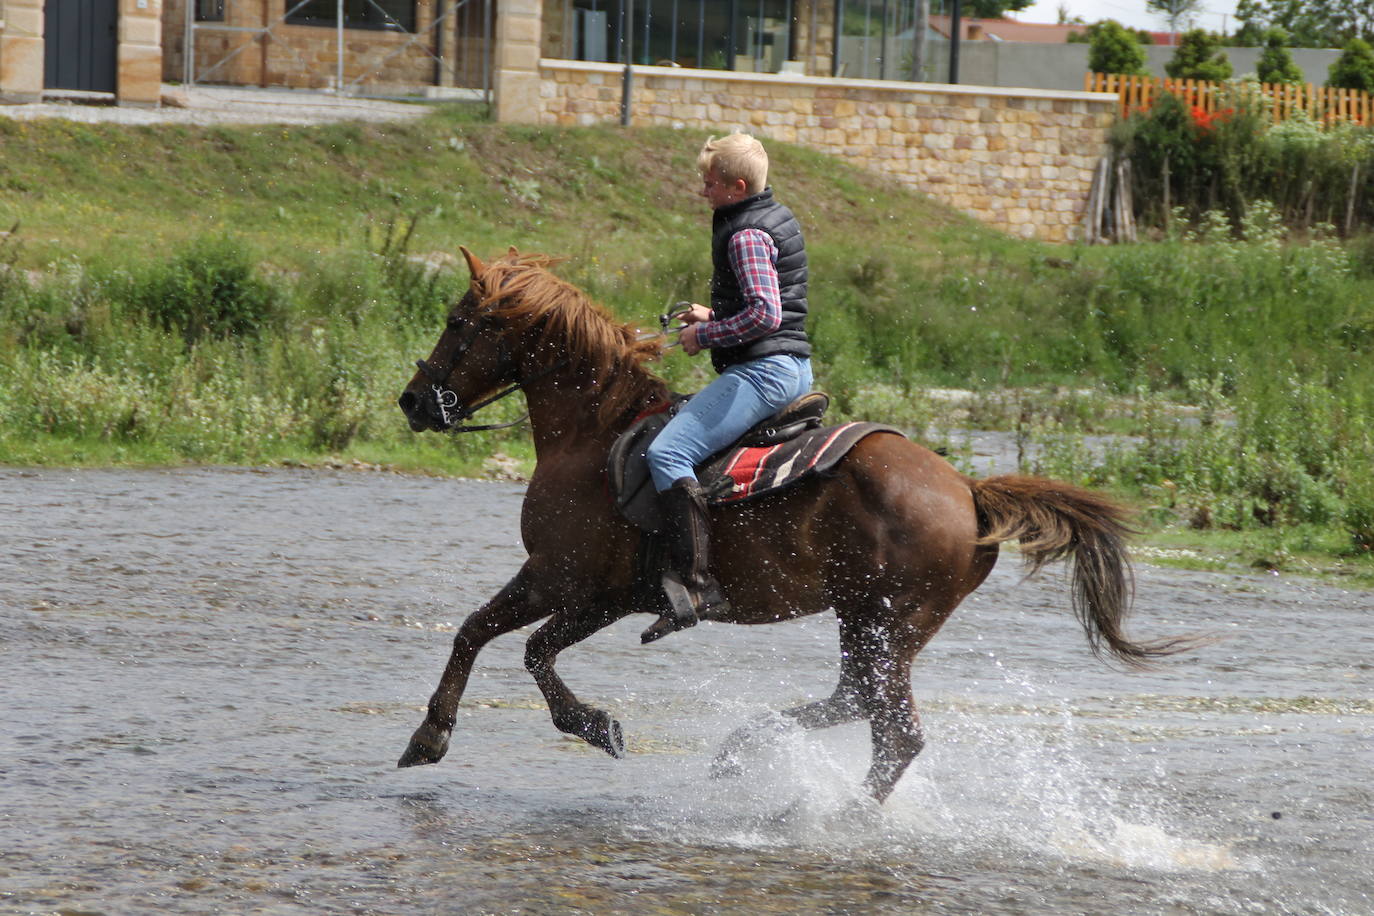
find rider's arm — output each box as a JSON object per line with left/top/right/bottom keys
{"left": 695, "top": 228, "right": 781, "bottom": 349}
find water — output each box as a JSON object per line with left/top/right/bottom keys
{"left": 1, "top": 468, "right": 1370, "bottom": 915}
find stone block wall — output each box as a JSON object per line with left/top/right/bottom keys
{"left": 119, "top": 0, "right": 163, "bottom": 107}
{"left": 0, "top": 0, "right": 161, "bottom": 106}
{"left": 0, "top": 0, "right": 45, "bottom": 103}
{"left": 537, "top": 60, "right": 1114, "bottom": 242}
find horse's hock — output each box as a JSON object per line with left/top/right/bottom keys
{"left": 489, "top": 1, "right": 1113, "bottom": 245}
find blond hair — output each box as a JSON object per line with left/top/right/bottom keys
{"left": 697, "top": 133, "right": 769, "bottom": 195}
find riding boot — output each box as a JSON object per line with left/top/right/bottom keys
{"left": 642, "top": 477, "right": 732, "bottom": 644}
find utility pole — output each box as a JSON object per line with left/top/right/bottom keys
{"left": 948, "top": 0, "right": 962, "bottom": 84}
{"left": 620, "top": 0, "right": 635, "bottom": 125}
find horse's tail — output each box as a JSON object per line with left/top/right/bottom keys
{"left": 968, "top": 474, "right": 1193, "bottom": 669}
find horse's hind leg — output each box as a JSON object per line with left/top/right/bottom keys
{"left": 398, "top": 567, "right": 550, "bottom": 768}
{"left": 710, "top": 616, "right": 875, "bottom": 778}
{"left": 860, "top": 623, "right": 926, "bottom": 805}
{"left": 524, "top": 601, "right": 634, "bottom": 758}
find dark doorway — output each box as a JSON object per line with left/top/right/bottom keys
{"left": 44, "top": 0, "right": 118, "bottom": 93}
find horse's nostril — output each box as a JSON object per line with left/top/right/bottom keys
{"left": 398, "top": 391, "right": 417, "bottom": 415}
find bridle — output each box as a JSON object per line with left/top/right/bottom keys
{"left": 410, "top": 309, "right": 566, "bottom": 433}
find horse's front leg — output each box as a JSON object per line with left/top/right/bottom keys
{"left": 524, "top": 601, "right": 634, "bottom": 758}
{"left": 398, "top": 568, "right": 550, "bottom": 768}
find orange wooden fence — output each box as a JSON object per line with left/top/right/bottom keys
{"left": 1085, "top": 72, "right": 1374, "bottom": 126}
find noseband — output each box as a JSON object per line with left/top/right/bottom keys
{"left": 411, "top": 311, "right": 564, "bottom": 433}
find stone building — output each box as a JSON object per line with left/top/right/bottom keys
{"left": 0, "top": 1, "right": 1118, "bottom": 242}
{"left": 1, "top": 0, "right": 163, "bottom": 105}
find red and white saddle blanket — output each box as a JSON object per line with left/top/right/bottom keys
{"left": 607, "top": 408, "right": 904, "bottom": 532}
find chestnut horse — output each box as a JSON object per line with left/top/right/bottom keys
{"left": 396, "top": 247, "right": 1188, "bottom": 805}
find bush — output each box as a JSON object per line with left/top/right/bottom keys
{"left": 128, "top": 236, "right": 282, "bottom": 344}
{"left": 1327, "top": 37, "right": 1374, "bottom": 92}
{"left": 1114, "top": 89, "right": 1270, "bottom": 228}
{"left": 1086, "top": 20, "right": 1149, "bottom": 77}
{"left": 1166, "top": 29, "right": 1234, "bottom": 81}
{"left": 1256, "top": 28, "right": 1304, "bottom": 85}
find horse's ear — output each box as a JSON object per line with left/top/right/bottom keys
{"left": 507, "top": 245, "right": 519, "bottom": 258}
{"left": 459, "top": 246, "right": 486, "bottom": 280}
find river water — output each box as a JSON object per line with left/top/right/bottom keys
{"left": 1, "top": 467, "right": 1370, "bottom": 915}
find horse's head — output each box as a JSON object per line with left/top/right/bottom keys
{"left": 398, "top": 247, "right": 525, "bottom": 433}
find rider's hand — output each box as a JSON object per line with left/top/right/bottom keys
{"left": 675, "top": 303, "right": 712, "bottom": 324}
{"left": 679, "top": 323, "right": 704, "bottom": 356}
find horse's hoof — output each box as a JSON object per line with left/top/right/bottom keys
{"left": 585, "top": 708, "right": 626, "bottom": 759}
{"left": 640, "top": 616, "right": 679, "bottom": 644}
{"left": 708, "top": 752, "right": 744, "bottom": 779}
{"left": 397, "top": 721, "right": 451, "bottom": 768}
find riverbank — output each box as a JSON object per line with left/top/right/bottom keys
{"left": 2, "top": 108, "right": 1371, "bottom": 583}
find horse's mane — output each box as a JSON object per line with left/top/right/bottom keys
{"left": 470, "top": 251, "right": 669, "bottom": 430}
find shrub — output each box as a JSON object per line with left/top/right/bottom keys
{"left": 129, "top": 236, "right": 282, "bottom": 344}
{"left": 1256, "top": 28, "right": 1304, "bottom": 85}
{"left": 1166, "top": 29, "right": 1234, "bottom": 81}
{"left": 1087, "top": 20, "right": 1150, "bottom": 77}
{"left": 1327, "top": 37, "right": 1374, "bottom": 92}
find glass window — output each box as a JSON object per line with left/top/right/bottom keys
{"left": 835, "top": 0, "right": 922, "bottom": 79}
{"left": 567, "top": 0, "right": 794, "bottom": 73}
{"left": 732, "top": 0, "right": 793, "bottom": 73}
{"left": 286, "top": 0, "right": 416, "bottom": 32}
{"left": 196, "top": 0, "right": 226, "bottom": 22}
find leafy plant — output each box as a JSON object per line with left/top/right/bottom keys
{"left": 1086, "top": 20, "right": 1150, "bottom": 76}
{"left": 1256, "top": 28, "right": 1305, "bottom": 85}
{"left": 126, "top": 236, "right": 282, "bottom": 345}
{"left": 1166, "top": 29, "right": 1234, "bottom": 81}
{"left": 1327, "top": 37, "right": 1374, "bottom": 92}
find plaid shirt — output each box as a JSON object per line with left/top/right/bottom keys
{"left": 697, "top": 228, "right": 782, "bottom": 349}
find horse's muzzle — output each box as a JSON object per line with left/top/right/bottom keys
{"left": 399, "top": 386, "right": 457, "bottom": 432}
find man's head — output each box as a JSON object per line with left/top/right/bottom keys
{"left": 697, "top": 133, "right": 768, "bottom": 209}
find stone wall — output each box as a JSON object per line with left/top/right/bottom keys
{"left": 0, "top": 0, "right": 162, "bottom": 106}
{"left": 118, "top": 0, "right": 163, "bottom": 107}
{"left": 0, "top": 0, "right": 45, "bottom": 103}
{"left": 538, "top": 60, "right": 1115, "bottom": 242}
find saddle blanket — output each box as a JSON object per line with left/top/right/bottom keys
{"left": 607, "top": 413, "right": 904, "bottom": 533}
{"left": 707, "top": 421, "right": 903, "bottom": 504}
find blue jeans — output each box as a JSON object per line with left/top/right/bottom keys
{"left": 647, "top": 354, "right": 813, "bottom": 492}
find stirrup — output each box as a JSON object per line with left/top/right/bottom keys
{"left": 641, "top": 571, "right": 731, "bottom": 644}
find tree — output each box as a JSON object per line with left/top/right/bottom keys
{"left": 1166, "top": 29, "right": 1234, "bottom": 80}
{"left": 1146, "top": 0, "right": 1205, "bottom": 37}
{"left": 1327, "top": 37, "right": 1374, "bottom": 90}
{"left": 1256, "top": 27, "right": 1306, "bottom": 83}
{"left": 1233, "top": 0, "right": 1374, "bottom": 49}
{"left": 1084, "top": 20, "right": 1150, "bottom": 75}
{"left": 963, "top": 0, "right": 1034, "bottom": 17}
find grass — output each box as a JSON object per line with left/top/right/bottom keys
{"left": 2, "top": 105, "right": 1371, "bottom": 585}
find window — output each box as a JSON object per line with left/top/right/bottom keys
{"left": 196, "top": 0, "right": 225, "bottom": 22}
{"left": 286, "top": 0, "right": 416, "bottom": 32}
{"left": 566, "top": 0, "right": 794, "bottom": 73}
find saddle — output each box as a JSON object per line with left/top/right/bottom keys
{"left": 607, "top": 392, "right": 903, "bottom": 533}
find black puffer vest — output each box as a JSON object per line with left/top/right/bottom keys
{"left": 709, "top": 188, "right": 810, "bottom": 373}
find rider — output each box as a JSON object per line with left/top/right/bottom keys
{"left": 644, "top": 132, "right": 813, "bottom": 639}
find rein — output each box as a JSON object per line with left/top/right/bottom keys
{"left": 413, "top": 311, "right": 567, "bottom": 434}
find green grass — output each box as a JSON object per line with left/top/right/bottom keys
{"left": 2, "top": 106, "right": 1372, "bottom": 584}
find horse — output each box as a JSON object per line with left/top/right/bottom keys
{"left": 395, "top": 246, "right": 1191, "bottom": 805}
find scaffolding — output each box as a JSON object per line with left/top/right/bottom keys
{"left": 180, "top": 0, "right": 493, "bottom": 100}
